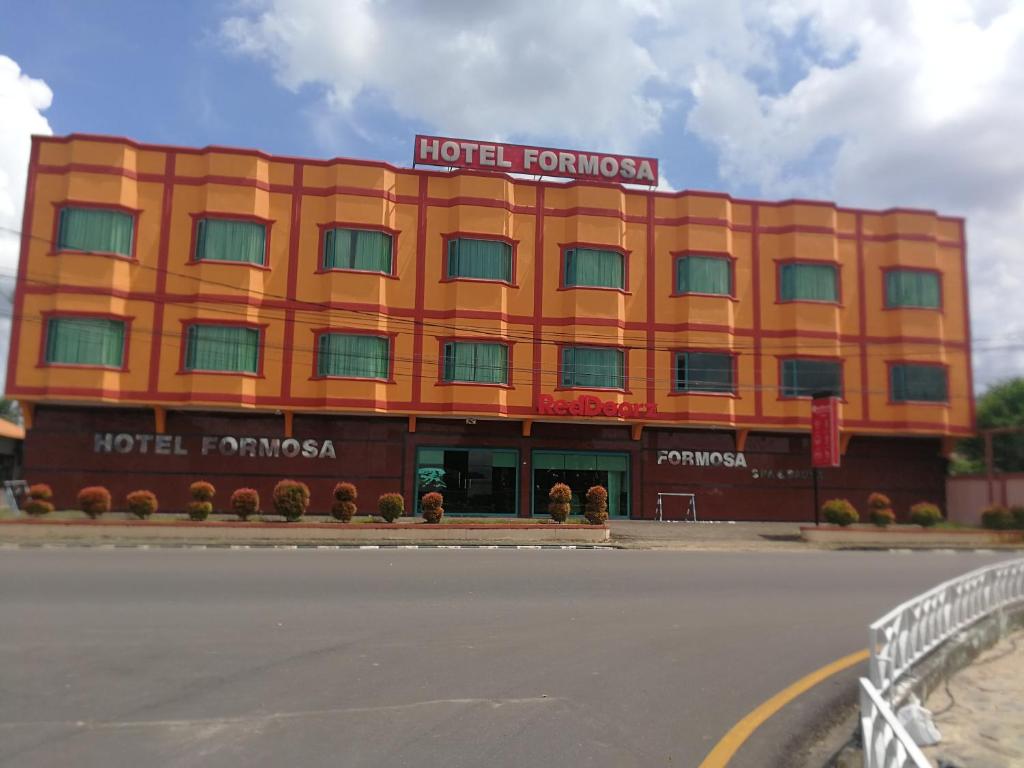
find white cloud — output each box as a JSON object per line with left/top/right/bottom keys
{"left": 0, "top": 55, "right": 53, "bottom": 388}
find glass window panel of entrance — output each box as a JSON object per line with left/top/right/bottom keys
{"left": 415, "top": 447, "right": 518, "bottom": 515}
{"left": 531, "top": 451, "right": 629, "bottom": 517}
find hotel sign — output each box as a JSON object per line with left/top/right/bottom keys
{"left": 538, "top": 394, "right": 657, "bottom": 419}
{"left": 94, "top": 433, "right": 337, "bottom": 459}
{"left": 415, "top": 135, "right": 659, "bottom": 185}
{"left": 810, "top": 395, "right": 841, "bottom": 468}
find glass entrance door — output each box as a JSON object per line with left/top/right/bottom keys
{"left": 531, "top": 451, "right": 629, "bottom": 517}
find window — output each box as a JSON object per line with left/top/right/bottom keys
{"left": 317, "top": 333, "right": 390, "bottom": 379}
{"left": 781, "top": 359, "right": 842, "bottom": 398}
{"left": 194, "top": 218, "right": 267, "bottom": 265}
{"left": 44, "top": 316, "right": 125, "bottom": 368}
{"left": 564, "top": 247, "right": 624, "bottom": 289}
{"left": 885, "top": 270, "right": 940, "bottom": 309}
{"left": 56, "top": 206, "right": 133, "bottom": 257}
{"left": 779, "top": 262, "right": 838, "bottom": 302}
{"left": 561, "top": 346, "right": 625, "bottom": 389}
{"left": 674, "top": 352, "right": 735, "bottom": 393}
{"left": 322, "top": 227, "right": 393, "bottom": 274}
{"left": 184, "top": 324, "right": 260, "bottom": 374}
{"left": 442, "top": 342, "right": 509, "bottom": 384}
{"left": 890, "top": 364, "right": 947, "bottom": 403}
{"left": 676, "top": 255, "right": 732, "bottom": 296}
{"left": 532, "top": 451, "right": 629, "bottom": 517}
{"left": 446, "top": 238, "right": 512, "bottom": 282}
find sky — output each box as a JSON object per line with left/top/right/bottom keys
{"left": 1, "top": 0, "right": 1023, "bottom": 392}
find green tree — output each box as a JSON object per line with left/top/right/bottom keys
{"left": 956, "top": 378, "right": 1024, "bottom": 473}
{"left": 0, "top": 399, "right": 21, "bottom": 426}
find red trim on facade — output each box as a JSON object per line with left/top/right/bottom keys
{"left": 147, "top": 152, "right": 176, "bottom": 397}
{"left": 6, "top": 138, "right": 39, "bottom": 395}
{"left": 435, "top": 336, "right": 516, "bottom": 389}
{"left": 37, "top": 310, "right": 133, "bottom": 372}
{"left": 411, "top": 175, "right": 428, "bottom": 408}
{"left": 280, "top": 162, "right": 304, "bottom": 401}
{"left": 309, "top": 327, "right": 398, "bottom": 383}
{"left": 884, "top": 360, "right": 951, "bottom": 406}
{"left": 669, "top": 250, "right": 738, "bottom": 299}
{"left": 557, "top": 241, "right": 631, "bottom": 293}
{"left": 960, "top": 219, "right": 976, "bottom": 429}
{"left": 314, "top": 220, "right": 400, "bottom": 277}
{"left": 752, "top": 205, "right": 764, "bottom": 418}
{"left": 774, "top": 257, "right": 843, "bottom": 305}
{"left": 856, "top": 213, "right": 870, "bottom": 422}
{"left": 49, "top": 199, "right": 140, "bottom": 261}
{"left": 668, "top": 348, "right": 740, "bottom": 397}
{"left": 554, "top": 342, "right": 631, "bottom": 394}
{"left": 532, "top": 187, "right": 545, "bottom": 407}
{"left": 645, "top": 195, "right": 656, "bottom": 406}
{"left": 439, "top": 231, "right": 519, "bottom": 287}
{"left": 880, "top": 266, "right": 945, "bottom": 311}
{"left": 186, "top": 211, "right": 273, "bottom": 270}
{"left": 176, "top": 319, "right": 268, "bottom": 378}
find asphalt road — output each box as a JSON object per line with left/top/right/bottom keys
{"left": 0, "top": 548, "right": 1014, "bottom": 767}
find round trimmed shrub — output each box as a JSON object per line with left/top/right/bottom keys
{"left": 187, "top": 501, "right": 212, "bottom": 521}
{"left": 981, "top": 505, "right": 1013, "bottom": 530}
{"left": 230, "top": 488, "right": 260, "bottom": 521}
{"left": 273, "top": 480, "right": 310, "bottom": 522}
{"left": 126, "top": 490, "right": 158, "bottom": 519}
{"left": 584, "top": 485, "right": 609, "bottom": 525}
{"left": 190, "top": 481, "right": 215, "bottom": 502}
{"left": 870, "top": 507, "right": 896, "bottom": 527}
{"left": 909, "top": 502, "right": 943, "bottom": 528}
{"left": 28, "top": 483, "right": 53, "bottom": 501}
{"left": 378, "top": 493, "right": 404, "bottom": 523}
{"left": 23, "top": 498, "right": 55, "bottom": 516}
{"left": 867, "top": 492, "right": 892, "bottom": 511}
{"left": 421, "top": 491, "right": 444, "bottom": 524}
{"left": 77, "top": 486, "right": 111, "bottom": 519}
{"left": 331, "top": 482, "right": 358, "bottom": 522}
{"left": 1011, "top": 506, "right": 1024, "bottom": 530}
{"left": 822, "top": 498, "right": 859, "bottom": 527}
{"left": 548, "top": 483, "right": 572, "bottom": 523}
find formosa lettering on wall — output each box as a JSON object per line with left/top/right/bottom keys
{"left": 93, "top": 433, "right": 337, "bottom": 459}
{"left": 656, "top": 449, "right": 747, "bottom": 468}
{"left": 538, "top": 395, "right": 657, "bottom": 419}
{"left": 415, "top": 135, "right": 659, "bottom": 185}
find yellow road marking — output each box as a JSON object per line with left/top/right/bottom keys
{"left": 697, "top": 648, "right": 869, "bottom": 768}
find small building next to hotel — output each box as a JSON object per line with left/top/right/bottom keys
{"left": 4, "top": 134, "right": 974, "bottom": 520}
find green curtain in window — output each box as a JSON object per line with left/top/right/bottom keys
{"left": 195, "top": 219, "right": 266, "bottom": 265}
{"left": 676, "top": 256, "right": 731, "bottom": 295}
{"left": 318, "top": 334, "right": 389, "bottom": 378}
{"left": 675, "top": 352, "right": 734, "bottom": 392}
{"left": 561, "top": 347, "right": 624, "bottom": 388}
{"left": 185, "top": 325, "right": 260, "bottom": 373}
{"left": 891, "top": 365, "right": 947, "bottom": 402}
{"left": 885, "top": 270, "right": 940, "bottom": 308}
{"left": 323, "top": 228, "right": 393, "bottom": 273}
{"left": 781, "top": 359, "right": 842, "bottom": 397}
{"left": 57, "top": 207, "right": 133, "bottom": 257}
{"left": 780, "top": 263, "right": 837, "bottom": 302}
{"left": 45, "top": 317, "right": 125, "bottom": 367}
{"left": 447, "top": 239, "right": 512, "bottom": 282}
{"left": 565, "top": 248, "right": 624, "bottom": 289}
{"left": 443, "top": 342, "right": 508, "bottom": 383}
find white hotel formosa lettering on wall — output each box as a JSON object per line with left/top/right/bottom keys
{"left": 93, "top": 433, "right": 337, "bottom": 459}
{"left": 655, "top": 449, "right": 812, "bottom": 481}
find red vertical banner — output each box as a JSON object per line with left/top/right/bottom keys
{"left": 811, "top": 395, "right": 841, "bottom": 468}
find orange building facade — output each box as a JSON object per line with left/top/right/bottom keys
{"left": 5, "top": 134, "right": 974, "bottom": 520}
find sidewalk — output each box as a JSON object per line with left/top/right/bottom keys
{"left": 608, "top": 520, "right": 807, "bottom": 550}
{"left": 922, "top": 628, "right": 1024, "bottom": 768}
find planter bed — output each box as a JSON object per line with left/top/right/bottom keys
{"left": 0, "top": 517, "right": 610, "bottom": 544}
{"left": 800, "top": 524, "right": 1024, "bottom": 548}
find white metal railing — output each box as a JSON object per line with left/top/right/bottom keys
{"left": 859, "top": 678, "right": 931, "bottom": 768}
{"left": 860, "top": 558, "right": 1024, "bottom": 768}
